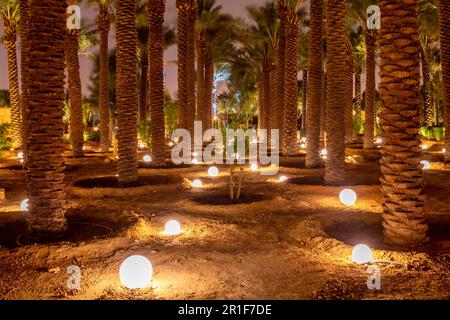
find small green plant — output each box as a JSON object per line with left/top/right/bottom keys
{"left": 419, "top": 126, "right": 445, "bottom": 141}
{"left": 0, "top": 123, "right": 12, "bottom": 155}
{"left": 433, "top": 126, "right": 445, "bottom": 141}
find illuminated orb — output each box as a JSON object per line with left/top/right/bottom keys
{"left": 192, "top": 179, "right": 202, "bottom": 188}
{"left": 208, "top": 166, "right": 219, "bottom": 177}
{"left": 143, "top": 155, "right": 152, "bottom": 163}
{"left": 320, "top": 148, "right": 327, "bottom": 156}
{"left": 301, "top": 137, "right": 307, "bottom": 143}
{"left": 351, "top": 244, "right": 372, "bottom": 264}
{"left": 192, "top": 151, "right": 198, "bottom": 157}
{"left": 339, "top": 189, "right": 357, "bottom": 206}
{"left": 250, "top": 163, "right": 258, "bottom": 171}
{"left": 20, "top": 199, "right": 29, "bottom": 211}
{"left": 139, "top": 143, "right": 145, "bottom": 149}
{"left": 421, "top": 144, "right": 428, "bottom": 150}
{"left": 376, "top": 137, "right": 382, "bottom": 144}
{"left": 119, "top": 255, "right": 153, "bottom": 289}
{"left": 443, "top": 148, "right": 446, "bottom": 153}
{"left": 164, "top": 220, "right": 181, "bottom": 236}
{"left": 168, "top": 142, "right": 174, "bottom": 147}
{"left": 17, "top": 152, "right": 24, "bottom": 159}
{"left": 279, "top": 176, "right": 288, "bottom": 183}
{"left": 93, "top": 127, "right": 99, "bottom": 132}
{"left": 192, "top": 158, "right": 199, "bottom": 164}
{"left": 300, "top": 143, "right": 306, "bottom": 149}
{"left": 420, "top": 160, "right": 430, "bottom": 170}
{"left": 173, "top": 137, "right": 179, "bottom": 143}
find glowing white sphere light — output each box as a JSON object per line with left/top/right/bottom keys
{"left": 421, "top": 144, "right": 428, "bottom": 150}
{"left": 376, "top": 137, "right": 382, "bottom": 144}
{"left": 143, "top": 155, "right": 152, "bottom": 163}
{"left": 192, "top": 179, "right": 202, "bottom": 188}
{"left": 17, "top": 152, "right": 24, "bottom": 159}
{"left": 20, "top": 199, "right": 29, "bottom": 211}
{"left": 208, "top": 166, "right": 219, "bottom": 177}
{"left": 119, "top": 255, "right": 153, "bottom": 289}
{"left": 420, "top": 160, "right": 430, "bottom": 170}
{"left": 339, "top": 189, "right": 357, "bottom": 206}
{"left": 250, "top": 163, "right": 258, "bottom": 171}
{"left": 351, "top": 244, "right": 372, "bottom": 264}
{"left": 164, "top": 220, "right": 181, "bottom": 235}
{"left": 279, "top": 176, "right": 288, "bottom": 183}
{"left": 320, "top": 148, "right": 328, "bottom": 156}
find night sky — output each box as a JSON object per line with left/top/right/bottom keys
{"left": 0, "top": 0, "right": 266, "bottom": 98}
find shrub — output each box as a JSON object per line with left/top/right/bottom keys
{"left": 0, "top": 123, "right": 12, "bottom": 155}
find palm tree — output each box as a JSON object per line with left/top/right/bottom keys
{"left": 282, "top": 0, "right": 302, "bottom": 155}
{"left": 325, "top": 0, "right": 346, "bottom": 184}
{"left": 177, "top": 0, "right": 196, "bottom": 136}
{"left": 419, "top": 0, "right": 439, "bottom": 127}
{"left": 345, "top": 36, "right": 354, "bottom": 144}
{"left": 305, "top": 0, "right": 323, "bottom": 168}
{"left": 1, "top": 0, "right": 21, "bottom": 148}
{"left": 348, "top": 0, "right": 378, "bottom": 149}
{"left": 66, "top": 0, "right": 84, "bottom": 157}
{"left": 26, "top": 0, "right": 67, "bottom": 234}
{"left": 19, "top": 0, "right": 29, "bottom": 151}
{"left": 379, "top": 0, "right": 428, "bottom": 245}
{"left": 438, "top": 0, "right": 450, "bottom": 161}
{"left": 298, "top": 27, "right": 310, "bottom": 135}
{"left": 350, "top": 27, "right": 365, "bottom": 139}
{"left": 148, "top": 0, "right": 166, "bottom": 166}
{"left": 277, "top": 0, "right": 287, "bottom": 143}
{"left": 116, "top": 0, "right": 138, "bottom": 185}
{"left": 92, "top": 0, "right": 112, "bottom": 151}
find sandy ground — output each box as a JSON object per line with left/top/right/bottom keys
{"left": 0, "top": 145, "right": 449, "bottom": 300}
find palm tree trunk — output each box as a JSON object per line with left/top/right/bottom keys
{"left": 421, "top": 50, "right": 433, "bottom": 127}
{"left": 116, "top": 0, "right": 138, "bottom": 185}
{"left": 26, "top": 0, "right": 67, "bottom": 234}
{"left": 19, "top": 0, "right": 30, "bottom": 151}
{"left": 187, "top": 2, "right": 197, "bottom": 136}
{"left": 3, "top": 32, "right": 21, "bottom": 149}
{"left": 282, "top": 10, "right": 299, "bottom": 155}
{"left": 97, "top": 7, "right": 111, "bottom": 151}
{"left": 65, "top": 31, "right": 84, "bottom": 157}
{"left": 196, "top": 31, "right": 207, "bottom": 131}
{"left": 176, "top": 0, "right": 188, "bottom": 130}
{"left": 278, "top": 1, "right": 287, "bottom": 146}
{"left": 354, "top": 70, "right": 362, "bottom": 139}
{"left": 205, "top": 55, "right": 214, "bottom": 131}
{"left": 364, "top": 31, "right": 376, "bottom": 149}
{"left": 320, "top": 71, "right": 327, "bottom": 147}
{"left": 438, "top": 0, "right": 450, "bottom": 161}
{"left": 325, "top": 0, "right": 346, "bottom": 184}
{"left": 257, "top": 73, "right": 265, "bottom": 134}
{"left": 301, "top": 69, "right": 307, "bottom": 133}
{"left": 139, "top": 50, "right": 149, "bottom": 122}
{"left": 305, "top": 0, "right": 323, "bottom": 168}
{"left": 263, "top": 59, "right": 271, "bottom": 133}
{"left": 269, "top": 52, "right": 279, "bottom": 133}
{"left": 345, "top": 39, "right": 354, "bottom": 144}
{"left": 379, "top": 0, "right": 428, "bottom": 245}
{"left": 148, "top": 0, "right": 166, "bottom": 166}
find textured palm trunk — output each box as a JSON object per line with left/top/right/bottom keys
{"left": 139, "top": 50, "right": 149, "bottom": 122}
{"left": 205, "top": 56, "right": 214, "bottom": 131}
{"left": 438, "top": 0, "right": 450, "bottom": 161}
{"left": 421, "top": 51, "right": 433, "bottom": 127}
{"left": 176, "top": 0, "right": 188, "bottom": 130}
{"left": 257, "top": 74, "right": 265, "bottom": 134}
{"left": 354, "top": 70, "right": 362, "bottom": 139}
{"left": 187, "top": 3, "right": 197, "bottom": 136}
{"left": 263, "top": 59, "right": 271, "bottom": 133}
{"left": 196, "top": 32, "right": 207, "bottom": 131}
{"left": 301, "top": 69, "right": 307, "bottom": 132}
{"left": 320, "top": 72, "right": 327, "bottom": 147}
{"left": 26, "top": 0, "right": 67, "bottom": 234}
{"left": 305, "top": 0, "right": 323, "bottom": 168}
{"left": 149, "top": 0, "right": 166, "bottom": 166}
{"left": 345, "top": 39, "right": 354, "bottom": 144}
{"left": 325, "top": 0, "right": 346, "bottom": 184}
{"left": 19, "top": 0, "right": 30, "bottom": 152}
{"left": 65, "top": 31, "right": 84, "bottom": 157}
{"left": 269, "top": 51, "right": 279, "bottom": 133}
{"left": 364, "top": 32, "right": 376, "bottom": 149}
{"left": 98, "top": 7, "right": 111, "bottom": 151}
{"left": 3, "top": 27, "right": 21, "bottom": 149}
{"left": 278, "top": 2, "right": 287, "bottom": 146}
{"left": 282, "top": 10, "right": 299, "bottom": 156}
{"left": 116, "top": 0, "right": 138, "bottom": 185}
{"left": 379, "top": 0, "right": 428, "bottom": 245}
